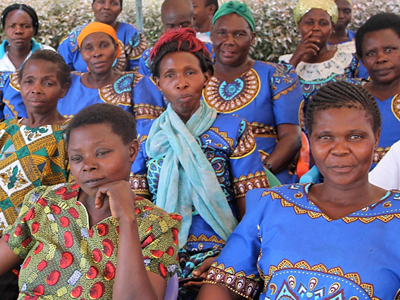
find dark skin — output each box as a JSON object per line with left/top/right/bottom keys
{"left": 328, "top": 0, "right": 352, "bottom": 45}
{"left": 289, "top": 9, "right": 336, "bottom": 68}
{"left": 211, "top": 14, "right": 302, "bottom": 174}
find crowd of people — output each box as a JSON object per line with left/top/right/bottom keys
{"left": 0, "top": 0, "right": 399, "bottom": 299}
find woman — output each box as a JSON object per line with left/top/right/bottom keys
{"left": 0, "top": 4, "right": 54, "bottom": 72}
{"left": 279, "top": 0, "right": 365, "bottom": 105}
{"left": 58, "top": 0, "right": 147, "bottom": 72}
{"left": 0, "top": 49, "right": 71, "bottom": 299}
{"left": 198, "top": 81, "right": 400, "bottom": 300}
{"left": 355, "top": 13, "right": 400, "bottom": 168}
{"left": 1, "top": 22, "right": 165, "bottom": 129}
{"left": 328, "top": 0, "right": 355, "bottom": 47}
{"left": 130, "top": 28, "right": 268, "bottom": 299}
{"left": 0, "top": 104, "right": 181, "bottom": 300}
{"left": 204, "top": 1, "right": 303, "bottom": 184}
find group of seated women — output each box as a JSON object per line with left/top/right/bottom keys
{"left": 0, "top": 0, "right": 400, "bottom": 299}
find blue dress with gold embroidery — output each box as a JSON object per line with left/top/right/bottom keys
{"left": 58, "top": 22, "right": 147, "bottom": 72}
{"left": 202, "top": 60, "right": 303, "bottom": 184}
{"left": 130, "top": 113, "right": 268, "bottom": 280}
{"left": 205, "top": 184, "right": 400, "bottom": 299}
{"left": 373, "top": 95, "right": 400, "bottom": 168}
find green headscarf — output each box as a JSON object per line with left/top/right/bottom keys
{"left": 212, "top": 1, "right": 255, "bottom": 31}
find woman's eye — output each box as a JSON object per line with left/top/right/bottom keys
{"left": 44, "top": 81, "right": 53, "bottom": 86}
{"left": 97, "top": 150, "right": 110, "bottom": 157}
{"left": 349, "top": 134, "right": 362, "bottom": 140}
{"left": 71, "top": 156, "right": 82, "bottom": 162}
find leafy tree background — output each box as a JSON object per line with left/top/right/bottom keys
{"left": 0, "top": 0, "right": 399, "bottom": 62}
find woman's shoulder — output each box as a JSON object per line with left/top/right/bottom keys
{"left": 118, "top": 22, "right": 140, "bottom": 34}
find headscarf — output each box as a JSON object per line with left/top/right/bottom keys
{"left": 293, "top": 0, "right": 338, "bottom": 24}
{"left": 77, "top": 22, "right": 121, "bottom": 57}
{"left": 212, "top": 1, "right": 255, "bottom": 31}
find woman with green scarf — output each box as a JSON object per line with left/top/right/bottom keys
{"left": 130, "top": 27, "right": 268, "bottom": 300}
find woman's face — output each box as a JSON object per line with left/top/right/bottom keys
{"left": 211, "top": 13, "right": 255, "bottom": 68}
{"left": 298, "top": 8, "right": 333, "bottom": 49}
{"left": 92, "top": 0, "right": 122, "bottom": 25}
{"left": 80, "top": 32, "right": 118, "bottom": 74}
{"left": 310, "top": 107, "right": 379, "bottom": 188}
{"left": 4, "top": 9, "right": 35, "bottom": 51}
{"left": 154, "top": 51, "right": 210, "bottom": 121}
{"left": 361, "top": 28, "right": 400, "bottom": 86}
{"left": 20, "top": 59, "right": 69, "bottom": 116}
{"left": 334, "top": 0, "right": 352, "bottom": 31}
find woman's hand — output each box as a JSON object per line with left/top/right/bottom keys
{"left": 94, "top": 180, "right": 136, "bottom": 222}
{"left": 289, "top": 31, "right": 321, "bottom": 68}
{"left": 183, "top": 255, "right": 218, "bottom": 292}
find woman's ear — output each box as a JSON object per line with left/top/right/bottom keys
{"left": 203, "top": 70, "right": 212, "bottom": 88}
{"left": 374, "top": 128, "right": 381, "bottom": 150}
{"left": 129, "top": 139, "right": 139, "bottom": 164}
{"left": 153, "top": 76, "right": 162, "bottom": 93}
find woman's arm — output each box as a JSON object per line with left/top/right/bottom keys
{"left": 0, "top": 238, "right": 23, "bottom": 277}
{"left": 266, "top": 124, "right": 301, "bottom": 174}
{"left": 95, "top": 181, "right": 165, "bottom": 300}
{"left": 289, "top": 31, "right": 320, "bottom": 68}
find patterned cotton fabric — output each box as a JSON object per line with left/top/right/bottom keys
{"left": 0, "top": 119, "right": 70, "bottom": 235}
{"left": 4, "top": 182, "right": 181, "bottom": 299}
{"left": 202, "top": 60, "right": 303, "bottom": 183}
{"left": 205, "top": 184, "right": 400, "bottom": 299}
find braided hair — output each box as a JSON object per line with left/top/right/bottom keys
{"left": 356, "top": 13, "right": 400, "bottom": 59}
{"left": 305, "top": 81, "right": 381, "bottom": 135}
{"left": 150, "top": 27, "right": 213, "bottom": 78}
{"left": 1, "top": 4, "right": 39, "bottom": 35}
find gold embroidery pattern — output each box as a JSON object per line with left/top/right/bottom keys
{"left": 125, "top": 31, "right": 148, "bottom": 60}
{"left": 187, "top": 234, "right": 226, "bottom": 245}
{"left": 205, "top": 263, "right": 260, "bottom": 300}
{"left": 129, "top": 173, "right": 150, "bottom": 196}
{"left": 99, "top": 72, "right": 141, "bottom": 105}
{"left": 134, "top": 103, "right": 166, "bottom": 120}
{"left": 373, "top": 146, "right": 390, "bottom": 164}
{"left": 232, "top": 127, "right": 256, "bottom": 158}
{"left": 391, "top": 94, "right": 400, "bottom": 122}
{"left": 250, "top": 122, "right": 277, "bottom": 138}
{"left": 9, "top": 71, "right": 20, "bottom": 91}
{"left": 264, "top": 190, "right": 400, "bottom": 224}
{"left": 233, "top": 171, "right": 269, "bottom": 198}
{"left": 264, "top": 259, "right": 380, "bottom": 300}
{"left": 203, "top": 69, "right": 261, "bottom": 113}
{"left": 208, "top": 127, "right": 235, "bottom": 149}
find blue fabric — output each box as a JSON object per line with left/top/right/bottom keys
{"left": 57, "top": 22, "right": 146, "bottom": 72}
{"left": 145, "top": 102, "right": 237, "bottom": 248}
{"left": 0, "top": 39, "right": 44, "bottom": 60}
{"left": 207, "top": 184, "right": 400, "bottom": 299}
{"left": 202, "top": 60, "right": 302, "bottom": 183}
{"left": 131, "top": 112, "right": 268, "bottom": 251}
{"left": 372, "top": 94, "right": 400, "bottom": 169}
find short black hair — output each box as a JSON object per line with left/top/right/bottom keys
{"left": 1, "top": 4, "right": 39, "bottom": 35}
{"left": 66, "top": 104, "right": 137, "bottom": 147}
{"left": 356, "top": 13, "right": 400, "bottom": 59}
{"left": 305, "top": 81, "right": 381, "bottom": 135}
{"left": 19, "top": 50, "right": 71, "bottom": 89}
{"left": 206, "top": 0, "right": 219, "bottom": 12}
{"left": 92, "top": 0, "right": 123, "bottom": 9}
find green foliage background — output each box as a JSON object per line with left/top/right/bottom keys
{"left": 0, "top": 0, "right": 399, "bottom": 62}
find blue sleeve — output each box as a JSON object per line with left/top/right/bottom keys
{"left": 204, "top": 188, "right": 265, "bottom": 299}
{"left": 230, "top": 120, "right": 269, "bottom": 198}
{"left": 133, "top": 74, "right": 166, "bottom": 128}
{"left": 2, "top": 72, "right": 27, "bottom": 119}
{"left": 270, "top": 63, "right": 302, "bottom": 126}
{"left": 138, "top": 49, "right": 152, "bottom": 76}
{"left": 125, "top": 31, "right": 148, "bottom": 71}
{"left": 57, "top": 35, "right": 76, "bottom": 71}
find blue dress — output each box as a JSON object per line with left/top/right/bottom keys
{"left": 373, "top": 94, "right": 400, "bottom": 168}
{"left": 205, "top": 183, "right": 400, "bottom": 299}
{"left": 130, "top": 113, "right": 268, "bottom": 281}
{"left": 202, "top": 60, "right": 303, "bottom": 184}
{"left": 58, "top": 22, "right": 147, "bottom": 72}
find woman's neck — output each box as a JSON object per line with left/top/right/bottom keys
{"left": 308, "top": 178, "right": 386, "bottom": 220}
{"left": 328, "top": 28, "right": 348, "bottom": 44}
{"left": 213, "top": 57, "right": 254, "bottom": 83}
{"left": 82, "top": 70, "right": 121, "bottom": 89}
{"left": 6, "top": 42, "right": 32, "bottom": 70}
{"left": 22, "top": 111, "right": 66, "bottom": 127}
{"left": 364, "top": 78, "right": 400, "bottom": 101}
